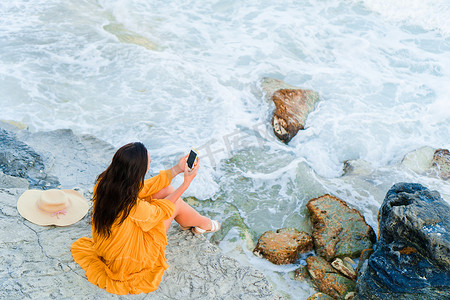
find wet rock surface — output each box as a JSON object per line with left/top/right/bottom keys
{"left": 431, "top": 148, "right": 449, "bottom": 180}
{"left": 0, "top": 124, "right": 279, "bottom": 299}
{"left": 0, "top": 128, "right": 59, "bottom": 189}
{"left": 401, "top": 146, "right": 449, "bottom": 181}
{"left": 306, "top": 256, "right": 356, "bottom": 299}
{"left": 261, "top": 77, "right": 320, "bottom": 143}
{"left": 355, "top": 248, "right": 373, "bottom": 276}
{"left": 306, "top": 194, "right": 376, "bottom": 261}
{"left": 355, "top": 182, "right": 450, "bottom": 299}
{"left": 401, "top": 146, "right": 436, "bottom": 174}
{"left": 253, "top": 228, "right": 313, "bottom": 265}
{"left": 0, "top": 171, "right": 29, "bottom": 189}
{"left": 15, "top": 128, "right": 115, "bottom": 189}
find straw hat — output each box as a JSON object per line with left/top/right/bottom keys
{"left": 17, "top": 189, "right": 89, "bottom": 226}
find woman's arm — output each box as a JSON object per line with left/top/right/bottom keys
{"left": 166, "top": 158, "right": 199, "bottom": 203}
{"left": 170, "top": 154, "right": 188, "bottom": 177}
{"left": 170, "top": 165, "right": 182, "bottom": 177}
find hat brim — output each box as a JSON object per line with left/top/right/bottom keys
{"left": 17, "top": 189, "right": 90, "bottom": 226}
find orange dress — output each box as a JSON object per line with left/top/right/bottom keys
{"left": 71, "top": 169, "right": 176, "bottom": 295}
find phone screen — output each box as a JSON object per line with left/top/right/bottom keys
{"left": 187, "top": 150, "right": 198, "bottom": 169}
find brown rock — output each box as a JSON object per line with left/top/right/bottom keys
{"left": 253, "top": 228, "right": 313, "bottom": 265}
{"left": 294, "top": 265, "right": 311, "bottom": 283}
{"left": 306, "top": 194, "right": 376, "bottom": 261}
{"left": 261, "top": 77, "right": 320, "bottom": 143}
{"left": 431, "top": 148, "right": 449, "bottom": 180}
{"left": 306, "top": 256, "right": 356, "bottom": 299}
{"left": 331, "top": 258, "right": 357, "bottom": 280}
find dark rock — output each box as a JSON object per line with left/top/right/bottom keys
{"left": 355, "top": 248, "right": 374, "bottom": 276}
{"left": 0, "top": 124, "right": 115, "bottom": 190}
{"left": 431, "top": 149, "right": 449, "bottom": 180}
{"left": 253, "top": 228, "right": 313, "bottom": 265}
{"left": 17, "top": 129, "right": 114, "bottom": 189}
{"left": 306, "top": 194, "right": 376, "bottom": 261}
{"left": 306, "top": 256, "right": 356, "bottom": 299}
{"left": 355, "top": 183, "right": 450, "bottom": 299}
{"left": 0, "top": 128, "right": 59, "bottom": 189}
{"left": 261, "top": 77, "right": 320, "bottom": 143}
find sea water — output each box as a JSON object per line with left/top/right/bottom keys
{"left": 1, "top": 0, "right": 449, "bottom": 298}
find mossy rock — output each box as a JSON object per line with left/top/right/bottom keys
{"left": 183, "top": 196, "right": 254, "bottom": 249}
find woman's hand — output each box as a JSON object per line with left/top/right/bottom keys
{"left": 184, "top": 157, "right": 199, "bottom": 184}
{"left": 177, "top": 154, "right": 188, "bottom": 172}
{"left": 170, "top": 154, "right": 188, "bottom": 177}
{"left": 166, "top": 157, "right": 199, "bottom": 204}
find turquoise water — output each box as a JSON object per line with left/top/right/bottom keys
{"left": 1, "top": 0, "right": 449, "bottom": 298}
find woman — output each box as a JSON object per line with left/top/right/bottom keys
{"left": 71, "top": 142, "right": 220, "bottom": 295}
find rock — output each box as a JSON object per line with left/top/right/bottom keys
{"left": 401, "top": 146, "right": 435, "bottom": 174}
{"left": 103, "top": 22, "right": 158, "bottom": 51}
{"left": 343, "top": 257, "right": 356, "bottom": 266}
{"left": 0, "top": 125, "right": 116, "bottom": 190}
{"left": 16, "top": 129, "right": 115, "bottom": 189}
{"left": 261, "top": 77, "right": 320, "bottom": 143}
{"left": 307, "top": 292, "right": 334, "bottom": 300}
{"left": 355, "top": 183, "right": 450, "bottom": 299}
{"left": 0, "top": 190, "right": 278, "bottom": 299}
{"left": 0, "top": 171, "right": 29, "bottom": 189}
{"left": 0, "top": 119, "right": 28, "bottom": 130}
{"left": 343, "top": 159, "right": 374, "bottom": 176}
{"left": 156, "top": 230, "right": 277, "bottom": 299}
{"left": 0, "top": 128, "right": 59, "bottom": 189}
{"left": 431, "top": 148, "right": 449, "bottom": 180}
{"left": 401, "top": 147, "right": 449, "bottom": 180}
{"left": 306, "top": 194, "right": 376, "bottom": 261}
{"left": 0, "top": 126, "right": 280, "bottom": 299}
{"left": 294, "top": 265, "right": 311, "bottom": 282}
{"left": 355, "top": 248, "right": 374, "bottom": 276}
{"left": 183, "top": 196, "right": 255, "bottom": 249}
{"left": 253, "top": 228, "right": 313, "bottom": 265}
{"left": 331, "top": 258, "right": 356, "bottom": 281}
{"left": 306, "top": 256, "right": 356, "bottom": 299}
{"left": 344, "top": 292, "right": 355, "bottom": 300}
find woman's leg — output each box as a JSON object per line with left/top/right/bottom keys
{"left": 153, "top": 185, "right": 212, "bottom": 232}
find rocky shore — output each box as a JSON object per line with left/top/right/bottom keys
{"left": 1, "top": 79, "right": 449, "bottom": 299}
{"left": 355, "top": 183, "right": 450, "bottom": 299}
{"left": 251, "top": 183, "right": 449, "bottom": 300}
{"left": 0, "top": 122, "right": 279, "bottom": 299}
{"left": 250, "top": 79, "right": 450, "bottom": 299}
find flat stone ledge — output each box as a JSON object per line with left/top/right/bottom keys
{"left": 0, "top": 187, "right": 279, "bottom": 299}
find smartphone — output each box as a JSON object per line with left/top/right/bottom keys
{"left": 186, "top": 149, "right": 198, "bottom": 170}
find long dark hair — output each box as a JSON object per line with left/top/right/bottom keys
{"left": 93, "top": 142, "right": 148, "bottom": 238}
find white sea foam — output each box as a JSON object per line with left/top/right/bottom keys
{"left": 354, "top": 0, "right": 450, "bottom": 36}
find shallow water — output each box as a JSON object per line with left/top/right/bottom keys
{"left": 1, "top": 0, "right": 449, "bottom": 298}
